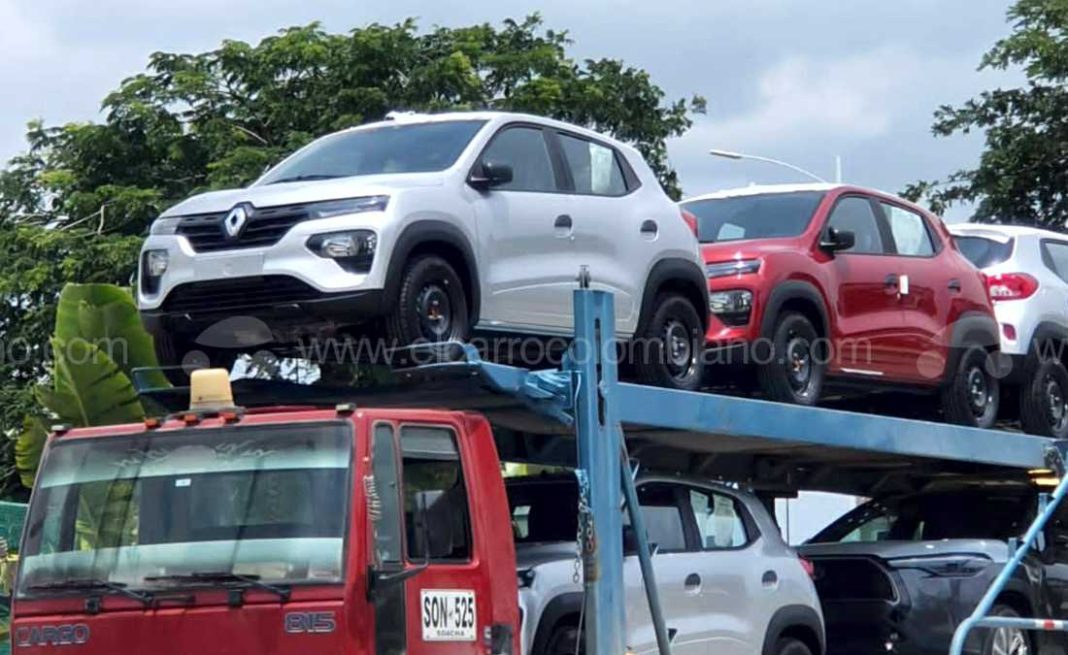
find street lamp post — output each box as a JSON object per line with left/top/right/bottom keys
{"left": 708, "top": 149, "right": 837, "bottom": 183}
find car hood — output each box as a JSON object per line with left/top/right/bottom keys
{"left": 515, "top": 542, "right": 576, "bottom": 571}
{"left": 161, "top": 172, "right": 445, "bottom": 217}
{"left": 799, "top": 539, "right": 1012, "bottom": 563}
{"left": 700, "top": 238, "right": 806, "bottom": 263}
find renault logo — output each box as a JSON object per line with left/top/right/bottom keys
{"left": 224, "top": 204, "right": 251, "bottom": 239}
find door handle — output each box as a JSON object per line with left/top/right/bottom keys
{"left": 640, "top": 220, "right": 659, "bottom": 238}
{"left": 761, "top": 570, "right": 779, "bottom": 588}
{"left": 948, "top": 278, "right": 962, "bottom": 292}
{"left": 554, "top": 214, "right": 574, "bottom": 239}
{"left": 684, "top": 573, "right": 701, "bottom": 592}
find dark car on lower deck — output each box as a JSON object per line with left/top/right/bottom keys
{"left": 799, "top": 483, "right": 1068, "bottom": 655}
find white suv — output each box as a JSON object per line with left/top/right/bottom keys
{"left": 949, "top": 223, "right": 1068, "bottom": 437}
{"left": 138, "top": 112, "right": 709, "bottom": 388}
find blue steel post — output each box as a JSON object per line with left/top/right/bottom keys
{"left": 572, "top": 286, "right": 625, "bottom": 655}
{"left": 949, "top": 453, "right": 1068, "bottom": 655}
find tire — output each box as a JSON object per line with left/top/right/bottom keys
{"left": 633, "top": 293, "right": 704, "bottom": 391}
{"left": 544, "top": 624, "right": 583, "bottom": 655}
{"left": 979, "top": 605, "right": 1031, "bottom": 655}
{"left": 756, "top": 312, "right": 825, "bottom": 405}
{"left": 941, "top": 345, "right": 1000, "bottom": 428}
{"left": 1020, "top": 356, "right": 1068, "bottom": 438}
{"left": 154, "top": 333, "right": 237, "bottom": 386}
{"left": 772, "top": 637, "right": 813, "bottom": 655}
{"left": 384, "top": 255, "right": 470, "bottom": 347}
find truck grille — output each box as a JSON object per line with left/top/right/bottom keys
{"left": 811, "top": 557, "right": 897, "bottom": 602}
{"left": 176, "top": 204, "right": 310, "bottom": 252}
{"left": 162, "top": 276, "right": 323, "bottom": 314}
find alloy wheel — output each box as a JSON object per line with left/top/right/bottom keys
{"left": 991, "top": 626, "right": 1029, "bottom": 655}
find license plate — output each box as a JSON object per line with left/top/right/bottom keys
{"left": 194, "top": 253, "right": 264, "bottom": 279}
{"left": 420, "top": 589, "right": 476, "bottom": 642}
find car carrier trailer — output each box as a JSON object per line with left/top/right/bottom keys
{"left": 18, "top": 283, "right": 1068, "bottom": 655}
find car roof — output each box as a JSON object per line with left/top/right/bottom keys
{"left": 681, "top": 183, "right": 843, "bottom": 203}
{"left": 948, "top": 222, "right": 1068, "bottom": 241}
{"left": 331, "top": 110, "right": 638, "bottom": 154}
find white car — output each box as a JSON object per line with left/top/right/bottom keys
{"left": 138, "top": 111, "right": 709, "bottom": 388}
{"left": 949, "top": 223, "right": 1068, "bottom": 437}
{"left": 508, "top": 474, "right": 825, "bottom": 655}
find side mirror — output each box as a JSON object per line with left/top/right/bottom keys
{"left": 469, "top": 161, "right": 514, "bottom": 191}
{"left": 821, "top": 228, "right": 855, "bottom": 254}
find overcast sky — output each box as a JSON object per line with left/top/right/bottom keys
{"left": 0, "top": 0, "right": 1020, "bottom": 221}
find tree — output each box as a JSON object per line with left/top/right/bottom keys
{"left": 0, "top": 15, "right": 704, "bottom": 495}
{"left": 907, "top": 0, "right": 1068, "bottom": 225}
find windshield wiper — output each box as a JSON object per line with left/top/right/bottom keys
{"left": 265, "top": 174, "right": 342, "bottom": 185}
{"left": 144, "top": 571, "right": 291, "bottom": 603}
{"left": 26, "top": 578, "right": 153, "bottom": 606}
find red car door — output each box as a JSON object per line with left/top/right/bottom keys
{"left": 821, "top": 194, "right": 907, "bottom": 378}
{"left": 873, "top": 200, "right": 951, "bottom": 384}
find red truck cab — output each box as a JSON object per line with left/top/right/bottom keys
{"left": 12, "top": 377, "right": 519, "bottom": 655}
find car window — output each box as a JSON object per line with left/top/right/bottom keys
{"left": 827, "top": 196, "right": 886, "bottom": 254}
{"left": 686, "top": 489, "right": 749, "bottom": 549}
{"left": 955, "top": 235, "right": 1014, "bottom": 268}
{"left": 683, "top": 191, "right": 824, "bottom": 244}
{"left": 257, "top": 120, "right": 487, "bottom": 184}
{"left": 625, "top": 484, "right": 687, "bottom": 552}
{"left": 506, "top": 481, "right": 578, "bottom": 544}
{"left": 558, "top": 133, "right": 628, "bottom": 196}
{"left": 1042, "top": 241, "right": 1068, "bottom": 284}
{"left": 881, "top": 203, "right": 935, "bottom": 256}
{"left": 400, "top": 425, "right": 471, "bottom": 562}
{"left": 479, "top": 126, "right": 557, "bottom": 192}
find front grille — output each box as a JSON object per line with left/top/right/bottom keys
{"left": 162, "top": 276, "right": 323, "bottom": 314}
{"left": 176, "top": 204, "right": 311, "bottom": 252}
{"left": 811, "top": 557, "right": 897, "bottom": 601}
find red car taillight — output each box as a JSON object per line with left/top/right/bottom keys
{"left": 986, "top": 273, "right": 1039, "bottom": 301}
{"left": 680, "top": 208, "right": 698, "bottom": 237}
{"left": 799, "top": 557, "right": 816, "bottom": 579}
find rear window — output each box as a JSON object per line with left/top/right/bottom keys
{"left": 954, "top": 235, "right": 1014, "bottom": 268}
{"left": 683, "top": 191, "right": 825, "bottom": 243}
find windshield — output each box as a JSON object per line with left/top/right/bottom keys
{"left": 18, "top": 423, "right": 351, "bottom": 596}
{"left": 257, "top": 120, "right": 486, "bottom": 185}
{"left": 954, "top": 235, "right": 1015, "bottom": 269}
{"left": 809, "top": 491, "right": 1032, "bottom": 543}
{"left": 683, "top": 191, "right": 825, "bottom": 243}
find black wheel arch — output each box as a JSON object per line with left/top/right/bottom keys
{"left": 385, "top": 220, "right": 481, "bottom": 323}
{"left": 758, "top": 281, "right": 831, "bottom": 342}
{"left": 637, "top": 258, "right": 710, "bottom": 335}
{"left": 1029, "top": 321, "right": 1068, "bottom": 363}
{"left": 761, "top": 604, "right": 825, "bottom": 655}
{"left": 943, "top": 311, "right": 1001, "bottom": 384}
{"left": 531, "top": 592, "right": 584, "bottom": 655}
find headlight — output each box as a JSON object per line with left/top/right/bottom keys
{"left": 706, "top": 259, "right": 761, "bottom": 279}
{"left": 145, "top": 250, "right": 169, "bottom": 277}
{"left": 710, "top": 290, "right": 752, "bottom": 315}
{"left": 150, "top": 217, "right": 181, "bottom": 235}
{"left": 306, "top": 195, "right": 389, "bottom": 219}
{"left": 889, "top": 555, "right": 992, "bottom": 577}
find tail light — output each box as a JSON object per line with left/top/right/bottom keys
{"left": 680, "top": 208, "right": 698, "bottom": 237}
{"left": 799, "top": 557, "right": 816, "bottom": 579}
{"left": 986, "top": 273, "right": 1039, "bottom": 301}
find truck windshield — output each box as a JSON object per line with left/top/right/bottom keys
{"left": 683, "top": 191, "right": 825, "bottom": 243}
{"left": 257, "top": 119, "right": 487, "bottom": 185}
{"left": 18, "top": 423, "right": 351, "bottom": 596}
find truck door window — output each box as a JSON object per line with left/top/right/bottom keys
{"left": 400, "top": 426, "right": 472, "bottom": 562}
{"left": 371, "top": 423, "right": 404, "bottom": 565}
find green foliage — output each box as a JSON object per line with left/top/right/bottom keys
{"left": 916, "top": 0, "right": 1068, "bottom": 225}
{"left": 0, "top": 16, "right": 702, "bottom": 495}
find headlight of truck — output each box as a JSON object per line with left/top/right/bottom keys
{"left": 706, "top": 259, "right": 761, "bottom": 279}
{"left": 306, "top": 195, "right": 389, "bottom": 219}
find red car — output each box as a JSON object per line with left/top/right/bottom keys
{"left": 680, "top": 183, "right": 1001, "bottom": 427}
